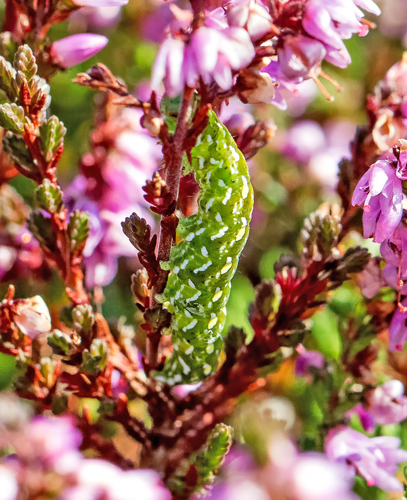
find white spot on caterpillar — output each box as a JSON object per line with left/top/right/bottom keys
{"left": 218, "top": 179, "right": 226, "bottom": 187}
{"left": 208, "top": 317, "right": 218, "bottom": 329}
{"left": 178, "top": 356, "right": 191, "bottom": 375}
{"left": 175, "top": 291, "right": 181, "bottom": 300}
{"left": 211, "top": 227, "right": 228, "bottom": 240}
{"left": 196, "top": 228, "right": 205, "bottom": 236}
{"left": 241, "top": 216, "right": 248, "bottom": 226}
{"left": 215, "top": 213, "right": 222, "bottom": 222}
{"left": 236, "top": 227, "right": 246, "bottom": 241}
{"left": 183, "top": 319, "right": 197, "bottom": 331}
{"left": 201, "top": 246, "right": 208, "bottom": 257}
{"left": 203, "top": 364, "right": 211, "bottom": 375}
{"left": 194, "top": 261, "right": 212, "bottom": 273}
{"left": 174, "top": 374, "right": 182, "bottom": 383}
{"left": 206, "top": 198, "right": 214, "bottom": 211}
{"left": 210, "top": 158, "right": 218, "bottom": 164}
{"left": 196, "top": 135, "right": 202, "bottom": 146}
{"left": 221, "top": 262, "right": 232, "bottom": 274}
{"left": 188, "top": 279, "right": 196, "bottom": 288}
{"left": 222, "top": 188, "right": 232, "bottom": 205}
{"left": 198, "top": 157, "right": 205, "bottom": 169}
{"left": 226, "top": 256, "right": 232, "bottom": 263}
{"left": 207, "top": 134, "right": 213, "bottom": 143}
{"left": 186, "top": 291, "right": 202, "bottom": 302}
{"left": 185, "top": 345, "right": 194, "bottom": 355}
{"left": 242, "top": 176, "right": 249, "bottom": 199}
{"left": 206, "top": 344, "right": 214, "bottom": 354}
{"left": 184, "top": 310, "right": 192, "bottom": 318}
{"left": 212, "top": 290, "right": 222, "bottom": 302}
{"left": 181, "top": 259, "right": 189, "bottom": 269}
{"left": 206, "top": 171, "right": 212, "bottom": 182}
{"left": 173, "top": 266, "right": 180, "bottom": 274}
{"left": 186, "top": 232, "right": 195, "bottom": 241}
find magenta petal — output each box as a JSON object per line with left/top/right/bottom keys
{"left": 51, "top": 34, "right": 108, "bottom": 68}
{"left": 73, "top": 0, "right": 127, "bottom": 5}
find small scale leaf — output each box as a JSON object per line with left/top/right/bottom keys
{"left": 0, "top": 57, "right": 17, "bottom": 101}
{"left": 72, "top": 304, "right": 95, "bottom": 334}
{"left": 35, "top": 179, "right": 63, "bottom": 213}
{"left": 81, "top": 339, "right": 109, "bottom": 375}
{"left": 13, "top": 45, "right": 37, "bottom": 82}
{"left": 68, "top": 210, "right": 90, "bottom": 252}
{"left": 47, "top": 329, "right": 73, "bottom": 356}
{"left": 39, "top": 115, "right": 66, "bottom": 162}
{"left": 2, "top": 133, "right": 39, "bottom": 179}
{"left": 0, "top": 103, "right": 25, "bottom": 134}
{"left": 27, "top": 211, "right": 56, "bottom": 251}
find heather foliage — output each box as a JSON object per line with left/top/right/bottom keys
{"left": 3, "top": 1, "right": 407, "bottom": 500}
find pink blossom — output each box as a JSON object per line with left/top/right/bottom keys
{"left": 389, "top": 299, "right": 407, "bottom": 351}
{"left": 51, "top": 34, "right": 108, "bottom": 68}
{"left": 367, "top": 380, "right": 407, "bottom": 425}
{"left": 351, "top": 160, "right": 403, "bottom": 243}
{"left": 278, "top": 35, "right": 326, "bottom": 80}
{"left": 226, "top": 0, "right": 272, "bottom": 41}
{"left": 380, "top": 222, "right": 407, "bottom": 292}
{"left": 0, "top": 467, "right": 18, "bottom": 500}
{"left": 152, "top": 25, "right": 254, "bottom": 97}
{"left": 302, "top": 0, "right": 380, "bottom": 68}
{"left": 295, "top": 346, "right": 324, "bottom": 377}
{"left": 325, "top": 426, "right": 407, "bottom": 491}
{"left": 14, "top": 295, "right": 51, "bottom": 338}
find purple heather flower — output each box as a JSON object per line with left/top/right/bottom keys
{"left": 152, "top": 24, "right": 254, "bottom": 96}
{"left": 295, "top": 346, "right": 324, "bottom": 377}
{"left": 51, "top": 34, "right": 108, "bottom": 68}
{"left": 351, "top": 160, "right": 403, "bottom": 243}
{"left": 325, "top": 426, "right": 407, "bottom": 491}
{"left": 389, "top": 299, "right": 407, "bottom": 351}
{"left": 366, "top": 380, "right": 407, "bottom": 425}
{"left": 261, "top": 60, "right": 303, "bottom": 110}
{"left": 69, "top": 6, "right": 123, "bottom": 31}
{"left": 302, "top": 0, "right": 380, "bottom": 69}
{"left": 280, "top": 121, "right": 326, "bottom": 163}
{"left": 347, "top": 404, "right": 375, "bottom": 433}
{"left": 380, "top": 222, "right": 407, "bottom": 292}
{"left": 226, "top": 0, "right": 272, "bottom": 41}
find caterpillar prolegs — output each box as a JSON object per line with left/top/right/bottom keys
{"left": 156, "top": 110, "right": 254, "bottom": 384}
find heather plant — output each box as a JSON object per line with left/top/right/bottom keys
{"left": 3, "top": 1, "right": 407, "bottom": 500}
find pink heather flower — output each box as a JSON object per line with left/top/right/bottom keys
{"left": 325, "top": 426, "right": 407, "bottom": 491}
{"left": 389, "top": 299, "right": 407, "bottom": 351}
{"left": 152, "top": 26, "right": 254, "bottom": 97}
{"left": 347, "top": 404, "right": 375, "bottom": 433}
{"left": 14, "top": 295, "right": 51, "bottom": 338}
{"left": 50, "top": 34, "right": 108, "bottom": 68}
{"left": 70, "top": 6, "right": 123, "bottom": 30}
{"left": 278, "top": 35, "right": 326, "bottom": 80}
{"left": 366, "top": 380, "right": 407, "bottom": 425}
{"left": 280, "top": 120, "right": 326, "bottom": 163}
{"left": 351, "top": 160, "right": 403, "bottom": 243}
{"left": 0, "top": 467, "right": 18, "bottom": 500}
{"left": 381, "top": 222, "right": 407, "bottom": 292}
{"left": 72, "top": 0, "right": 128, "bottom": 6}
{"left": 65, "top": 460, "right": 171, "bottom": 500}
{"left": 302, "top": 0, "right": 380, "bottom": 68}
{"left": 226, "top": 0, "right": 272, "bottom": 41}
{"left": 25, "top": 416, "right": 82, "bottom": 474}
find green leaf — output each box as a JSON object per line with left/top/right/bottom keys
{"left": 27, "top": 210, "right": 57, "bottom": 251}
{"left": 0, "top": 57, "right": 17, "bottom": 101}
{"left": 47, "top": 330, "right": 73, "bottom": 356}
{"left": 194, "top": 423, "right": 233, "bottom": 482}
{"left": 13, "top": 45, "right": 37, "bottom": 82}
{"left": 81, "top": 339, "right": 109, "bottom": 375}
{"left": 2, "top": 133, "right": 39, "bottom": 179}
{"left": 0, "top": 103, "right": 25, "bottom": 134}
{"left": 68, "top": 210, "right": 90, "bottom": 252}
{"left": 309, "top": 308, "right": 342, "bottom": 360}
{"left": 39, "top": 115, "right": 66, "bottom": 162}
{"left": 35, "top": 178, "right": 63, "bottom": 213}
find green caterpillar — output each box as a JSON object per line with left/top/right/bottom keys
{"left": 156, "top": 110, "right": 254, "bottom": 384}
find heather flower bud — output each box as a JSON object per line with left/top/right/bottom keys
{"left": 14, "top": 295, "right": 51, "bottom": 338}
{"left": 227, "top": 0, "right": 273, "bottom": 42}
{"left": 50, "top": 34, "right": 108, "bottom": 68}
{"left": 72, "top": 304, "right": 95, "bottom": 333}
{"left": 140, "top": 113, "right": 165, "bottom": 137}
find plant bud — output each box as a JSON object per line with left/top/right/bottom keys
{"left": 15, "top": 296, "right": 51, "bottom": 339}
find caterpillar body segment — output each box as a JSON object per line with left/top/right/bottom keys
{"left": 155, "top": 110, "right": 254, "bottom": 384}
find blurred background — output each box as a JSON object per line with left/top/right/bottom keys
{"left": 0, "top": 1, "right": 406, "bottom": 497}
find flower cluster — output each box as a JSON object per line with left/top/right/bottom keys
{"left": 151, "top": 0, "right": 380, "bottom": 104}
{"left": 0, "top": 397, "right": 170, "bottom": 500}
